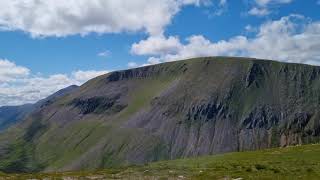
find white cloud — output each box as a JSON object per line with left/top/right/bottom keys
{"left": 219, "top": 0, "right": 227, "bottom": 6}
{"left": 131, "top": 35, "right": 182, "bottom": 55}
{"left": 0, "top": 0, "right": 209, "bottom": 37}
{"left": 97, "top": 50, "right": 110, "bottom": 57}
{"left": 245, "top": 25, "right": 258, "bottom": 33}
{"left": 132, "top": 15, "right": 320, "bottom": 66}
{"left": 248, "top": 0, "right": 293, "bottom": 16}
{"left": 204, "top": 0, "right": 228, "bottom": 17}
{"left": 254, "top": 0, "right": 292, "bottom": 6}
{"left": 72, "top": 70, "right": 109, "bottom": 82}
{"left": 0, "top": 59, "right": 109, "bottom": 106}
{"left": 0, "top": 59, "right": 30, "bottom": 82}
{"left": 248, "top": 7, "right": 270, "bottom": 16}
{"left": 128, "top": 62, "right": 139, "bottom": 68}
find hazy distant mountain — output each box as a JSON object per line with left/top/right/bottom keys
{"left": 1, "top": 57, "right": 320, "bottom": 173}
{"left": 0, "top": 85, "right": 79, "bottom": 132}
{"left": 0, "top": 104, "right": 35, "bottom": 131}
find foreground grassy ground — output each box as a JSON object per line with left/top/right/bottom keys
{"left": 1, "top": 144, "right": 320, "bottom": 180}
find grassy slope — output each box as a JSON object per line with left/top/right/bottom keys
{"left": 1, "top": 144, "right": 320, "bottom": 179}
{"left": 0, "top": 60, "right": 183, "bottom": 172}
{"left": 32, "top": 77, "right": 176, "bottom": 171}
{"left": 31, "top": 75, "right": 179, "bottom": 171}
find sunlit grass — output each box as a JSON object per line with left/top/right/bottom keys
{"left": 1, "top": 144, "right": 320, "bottom": 179}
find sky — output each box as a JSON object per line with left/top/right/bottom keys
{"left": 0, "top": 0, "right": 319, "bottom": 106}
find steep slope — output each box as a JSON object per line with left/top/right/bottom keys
{"left": 0, "top": 85, "right": 79, "bottom": 132}
{"left": 34, "top": 85, "right": 79, "bottom": 109}
{"left": 1, "top": 57, "right": 320, "bottom": 173}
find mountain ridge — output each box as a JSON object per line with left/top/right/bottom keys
{"left": 1, "top": 57, "right": 320, "bottom": 173}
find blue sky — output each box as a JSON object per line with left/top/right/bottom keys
{"left": 0, "top": 0, "right": 319, "bottom": 106}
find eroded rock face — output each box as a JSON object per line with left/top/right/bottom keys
{"left": 241, "top": 106, "right": 279, "bottom": 129}
{"left": 186, "top": 101, "right": 227, "bottom": 122}
{"left": 245, "top": 63, "right": 266, "bottom": 88}
{"left": 71, "top": 96, "right": 126, "bottom": 115}
{"left": 106, "top": 63, "right": 184, "bottom": 82}
{"left": 121, "top": 58, "right": 320, "bottom": 158}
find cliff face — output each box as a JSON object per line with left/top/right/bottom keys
{"left": 1, "top": 57, "right": 320, "bottom": 173}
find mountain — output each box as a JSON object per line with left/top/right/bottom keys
{"left": 34, "top": 85, "right": 79, "bottom": 109}
{"left": 0, "top": 85, "right": 79, "bottom": 132}
{"left": 1, "top": 57, "right": 320, "bottom": 173}
{"left": 0, "top": 104, "right": 35, "bottom": 131}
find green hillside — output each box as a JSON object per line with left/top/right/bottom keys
{"left": 1, "top": 144, "right": 320, "bottom": 179}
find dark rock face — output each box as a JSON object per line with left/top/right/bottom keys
{"left": 106, "top": 62, "right": 187, "bottom": 82}
{"left": 290, "top": 112, "right": 312, "bottom": 131}
{"left": 2, "top": 57, "right": 320, "bottom": 173}
{"left": 186, "top": 101, "right": 227, "bottom": 122}
{"left": 71, "top": 96, "right": 126, "bottom": 115}
{"left": 242, "top": 106, "right": 279, "bottom": 129}
{"left": 106, "top": 67, "right": 159, "bottom": 82}
{"left": 72, "top": 97, "right": 115, "bottom": 114}
{"left": 245, "top": 63, "right": 266, "bottom": 88}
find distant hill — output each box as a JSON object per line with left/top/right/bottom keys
{"left": 1, "top": 57, "right": 320, "bottom": 173}
{"left": 0, "top": 104, "right": 35, "bottom": 131}
{"left": 0, "top": 85, "right": 79, "bottom": 131}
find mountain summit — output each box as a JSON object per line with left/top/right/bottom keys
{"left": 1, "top": 57, "right": 320, "bottom": 173}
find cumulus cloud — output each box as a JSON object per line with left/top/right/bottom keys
{"left": 0, "top": 59, "right": 109, "bottom": 106}
{"left": 0, "top": 0, "right": 208, "bottom": 37}
{"left": 248, "top": 0, "right": 293, "bottom": 16}
{"left": 254, "top": 0, "right": 292, "bottom": 6}
{"left": 248, "top": 7, "right": 270, "bottom": 16}
{"left": 0, "top": 59, "right": 30, "bottom": 82}
{"left": 72, "top": 70, "right": 109, "bottom": 82}
{"left": 131, "top": 15, "right": 320, "bottom": 66}
{"left": 203, "top": 0, "right": 228, "bottom": 17}
{"left": 131, "top": 35, "right": 182, "bottom": 55}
